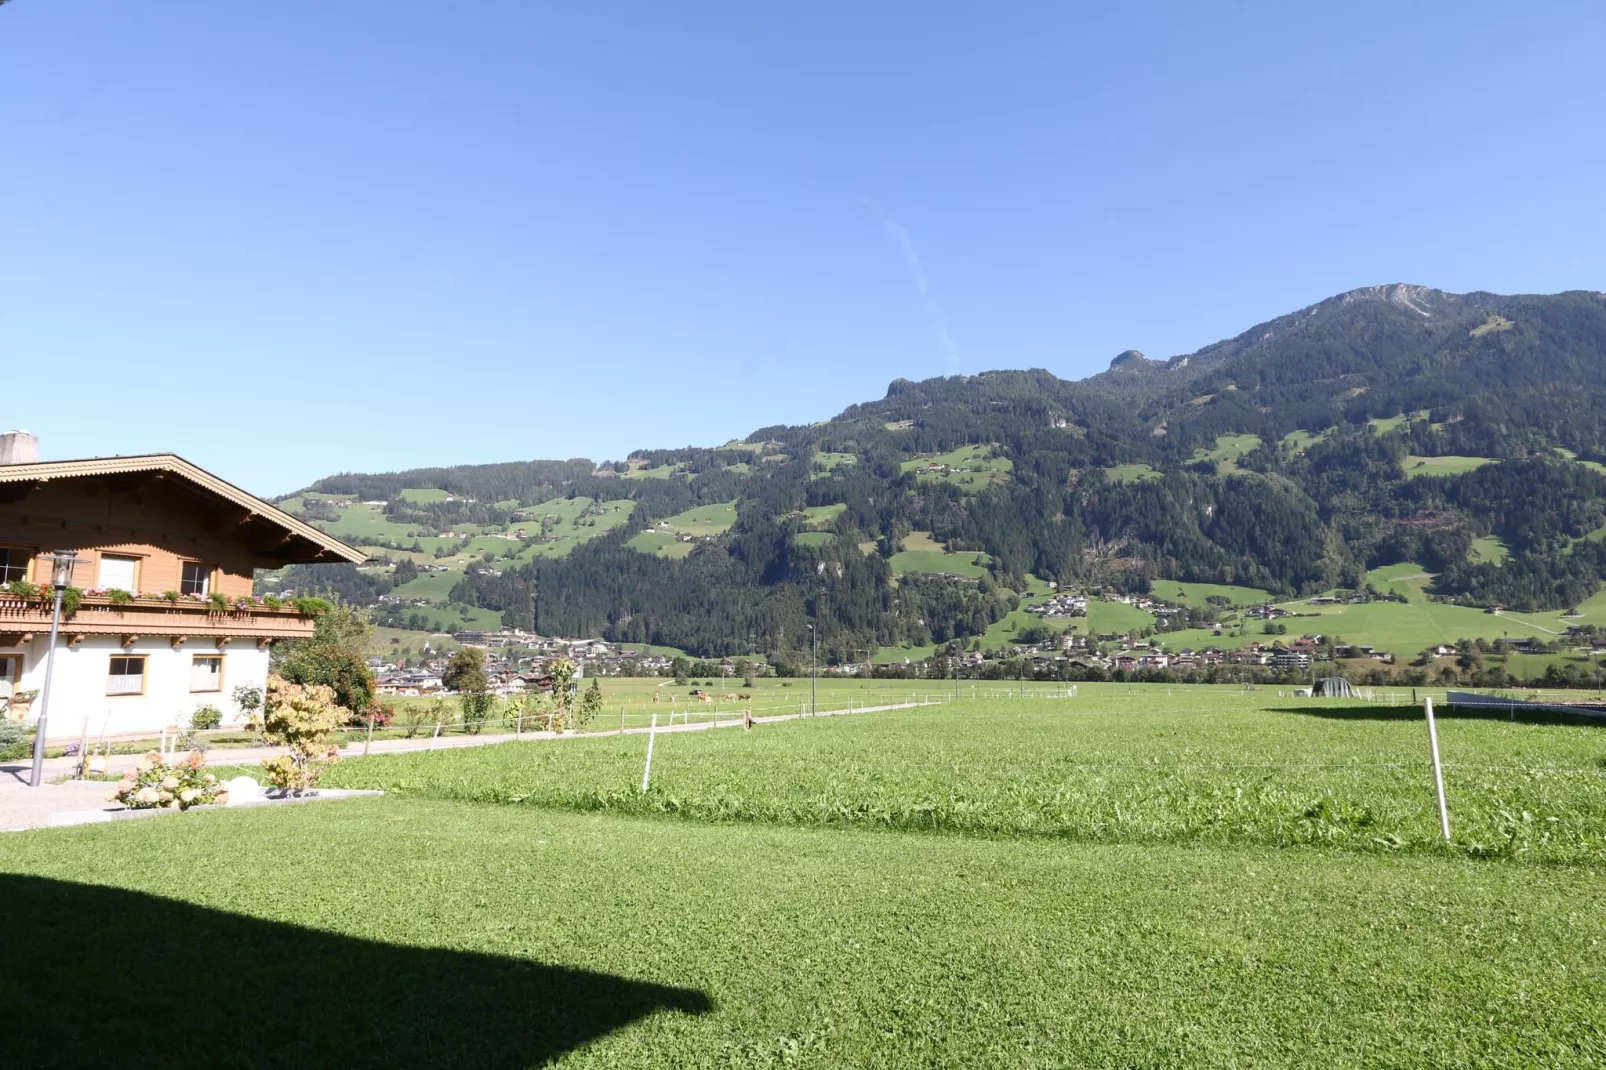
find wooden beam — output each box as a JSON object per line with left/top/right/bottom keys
{"left": 170, "top": 635, "right": 188, "bottom": 650}
{"left": 215, "top": 636, "right": 232, "bottom": 650}
{"left": 67, "top": 633, "right": 85, "bottom": 649}
{"left": 120, "top": 634, "right": 140, "bottom": 649}
{"left": 256, "top": 637, "right": 274, "bottom": 650}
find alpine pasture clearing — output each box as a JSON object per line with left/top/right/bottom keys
{"left": 888, "top": 531, "right": 991, "bottom": 578}
{"left": 900, "top": 443, "right": 1013, "bottom": 490}
{"left": 1190, "top": 433, "right": 1262, "bottom": 473}
{"left": 1402, "top": 454, "right": 1495, "bottom": 478}
{"left": 11, "top": 688, "right": 1605, "bottom": 1067}
{"left": 1103, "top": 462, "right": 1161, "bottom": 484}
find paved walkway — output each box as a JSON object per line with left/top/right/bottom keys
{"left": 0, "top": 701, "right": 934, "bottom": 831}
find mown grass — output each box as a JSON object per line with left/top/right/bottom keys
{"left": 889, "top": 531, "right": 990, "bottom": 577}
{"left": 5, "top": 799, "right": 1604, "bottom": 1067}
{"left": 314, "top": 696, "right": 1606, "bottom": 863}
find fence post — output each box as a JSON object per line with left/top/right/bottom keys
{"left": 364, "top": 713, "right": 375, "bottom": 757}
{"left": 620, "top": 704, "right": 626, "bottom": 733}
{"left": 429, "top": 722, "right": 442, "bottom": 752}
{"left": 641, "top": 712, "right": 658, "bottom": 793}
{"left": 1423, "top": 696, "right": 1452, "bottom": 842}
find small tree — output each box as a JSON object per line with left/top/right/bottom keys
{"left": 577, "top": 677, "right": 603, "bottom": 728}
{"left": 547, "top": 658, "right": 577, "bottom": 731}
{"left": 259, "top": 674, "right": 345, "bottom": 793}
{"left": 444, "top": 648, "right": 494, "bottom": 732}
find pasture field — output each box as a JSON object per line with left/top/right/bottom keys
{"left": 630, "top": 501, "right": 739, "bottom": 556}
{"left": 1280, "top": 427, "right": 1335, "bottom": 453}
{"left": 317, "top": 690, "right": 1606, "bottom": 862}
{"left": 1190, "top": 433, "right": 1262, "bottom": 473}
{"left": 889, "top": 531, "right": 990, "bottom": 578}
{"left": 13, "top": 688, "right": 1605, "bottom": 1066}
{"left": 1102, "top": 462, "right": 1161, "bottom": 484}
{"left": 624, "top": 530, "right": 695, "bottom": 559}
{"left": 901, "top": 443, "right": 1013, "bottom": 490}
{"left": 797, "top": 503, "right": 845, "bottom": 527}
{"left": 1151, "top": 580, "right": 1275, "bottom": 608}
{"left": 1402, "top": 454, "right": 1495, "bottom": 478}
{"left": 791, "top": 531, "right": 834, "bottom": 548}
{"left": 812, "top": 451, "right": 857, "bottom": 473}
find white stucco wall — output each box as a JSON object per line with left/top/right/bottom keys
{"left": 16, "top": 636, "right": 270, "bottom": 739}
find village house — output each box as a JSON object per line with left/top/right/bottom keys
{"left": 0, "top": 435, "right": 365, "bottom": 738}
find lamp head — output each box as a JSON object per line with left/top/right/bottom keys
{"left": 48, "top": 551, "right": 78, "bottom": 590}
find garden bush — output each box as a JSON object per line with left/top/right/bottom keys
{"left": 106, "top": 751, "right": 226, "bottom": 810}
{"left": 0, "top": 719, "right": 32, "bottom": 761}
{"left": 190, "top": 704, "right": 223, "bottom": 731}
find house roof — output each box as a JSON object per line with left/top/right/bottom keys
{"left": 0, "top": 453, "right": 365, "bottom": 564}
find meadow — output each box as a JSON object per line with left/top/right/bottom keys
{"left": 7, "top": 687, "right": 1606, "bottom": 1066}
{"left": 888, "top": 531, "right": 991, "bottom": 578}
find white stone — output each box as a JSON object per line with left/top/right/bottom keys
{"left": 224, "top": 776, "right": 265, "bottom": 805}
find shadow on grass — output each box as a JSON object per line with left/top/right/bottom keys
{"left": 1270, "top": 704, "right": 1606, "bottom": 727}
{"left": 0, "top": 874, "right": 711, "bottom": 1067}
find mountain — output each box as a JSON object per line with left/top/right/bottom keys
{"left": 275, "top": 285, "right": 1606, "bottom": 662}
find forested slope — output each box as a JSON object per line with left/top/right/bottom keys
{"left": 278, "top": 285, "right": 1606, "bottom": 658}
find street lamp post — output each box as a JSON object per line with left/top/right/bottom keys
{"left": 29, "top": 551, "right": 78, "bottom": 788}
{"left": 807, "top": 623, "right": 817, "bottom": 716}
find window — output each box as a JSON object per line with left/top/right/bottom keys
{"left": 0, "top": 546, "right": 33, "bottom": 584}
{"left": 0, "top": 654, "right": 21, "bottom": 688}
{"left": 98, "top": 554, "right": 139, "bottom": 592}
{"left": 107, "top": 655, "right": 147, "bottom": 695}
{"left": 181, "top": 562, "right": 214, "bottom": 597}
{"left": 190, "top": 655, "right": 223, "bottom": 692}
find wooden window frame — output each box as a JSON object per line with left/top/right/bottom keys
{"left": 0, "top": 653, "right": 23, "bottom": 686}
{"left": 189, "top": 653, "right": 225, "bottom": 694}
{"left": 179, "top": 560, "right": 218, "bottom": 598}
{"left": 0, "top": 543, "right": 37, "bottom": 585}
{"left": 97, "top": 552, "right": 144, "bottom": 593}
{"left": 107, "top": 654, "right": 149, "bottom": 697}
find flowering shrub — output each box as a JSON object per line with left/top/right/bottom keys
{"left": 1, "top": 580, "right": 42, "bottom": 600}
{"left": 260, "top": 674, "right": 345, "bottom": 792}
{"left": 348, "top": 702, "right": 395, "bottom": 730}
{"left": 191, "top": 704, "right": 223, "bottom": 730}
{"left": 106, "top": 751, "right": 227, "bottom": 810}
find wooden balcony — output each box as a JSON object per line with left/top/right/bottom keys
{"left": 0, "top": 595, "right": 317, "bottom": 644}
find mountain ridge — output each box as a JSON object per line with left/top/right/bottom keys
{"left": 276, "top": 284, "right": 1606, "bottom": 661}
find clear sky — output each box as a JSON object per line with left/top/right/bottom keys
{"left": 3, "top": 2, "right": 1603, "bottom": 495}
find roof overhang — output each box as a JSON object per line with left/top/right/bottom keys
{"left": 0, "top": 454, "right": 365, "bottom": 564}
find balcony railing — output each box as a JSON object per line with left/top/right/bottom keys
{"left": 0, "top": 594, "right": 318, "bottom": 639}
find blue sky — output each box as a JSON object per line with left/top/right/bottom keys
{"left": 3, "top": 2, "right": 1604, "bottom": 495}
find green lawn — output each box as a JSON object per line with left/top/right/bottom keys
{"left": 797, "top": 503, "right": 846, "bottom": 528}
{"left": 1558, "top": 448, "right": 1606, "bottom": 475}
{"left": 1469, "top": 535, "right": 1510, "bottom": 564}
{"left": 1190, "top": 433, "right": 1262, "bottom": 473}
{"left": 11, "top": 797, "right": 1604, "bottom": 1066}
{"left": 621, "top": 461, "right": 678, "bottom": 480}
{"left": 1280, "top": 427, "right": 1335, "bottom": 454}
{"left": 388, "top": 569, "right": 463, "bottom": 601}
{"left": 889, "top": 531, "right": 991, "bottom": 578}
{"left": 812, "top": 451, "right": 858, "bottom": 473}
{"left": 664, "top": 500, "right": 739, "bottom": 536}
{"left": 1153, "top": 580, "right": 1274, "bottom": 609}
{"left": 625, "top": 530, "right": 696, "bottom": 559}
{"left": 1085, "top": 599, "right": 1157, "bottom": 636}
{"left": 396, "top": 487, "right": 453, "bottom": 503}
{"left": 1104, "top": 462, "right": 1161, "bottom": 484}
{"left": 1368, "top": 410, "right": 1429, "bottom": 434}
{"left": 8, "top": 692, "right": 1606, "bottom": 1064}
{"left": 1402, "top": 455, "right": 1495, "bottom": 479}
{"left": 900, "top": 444, "right": 1012, "bottom": 491}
